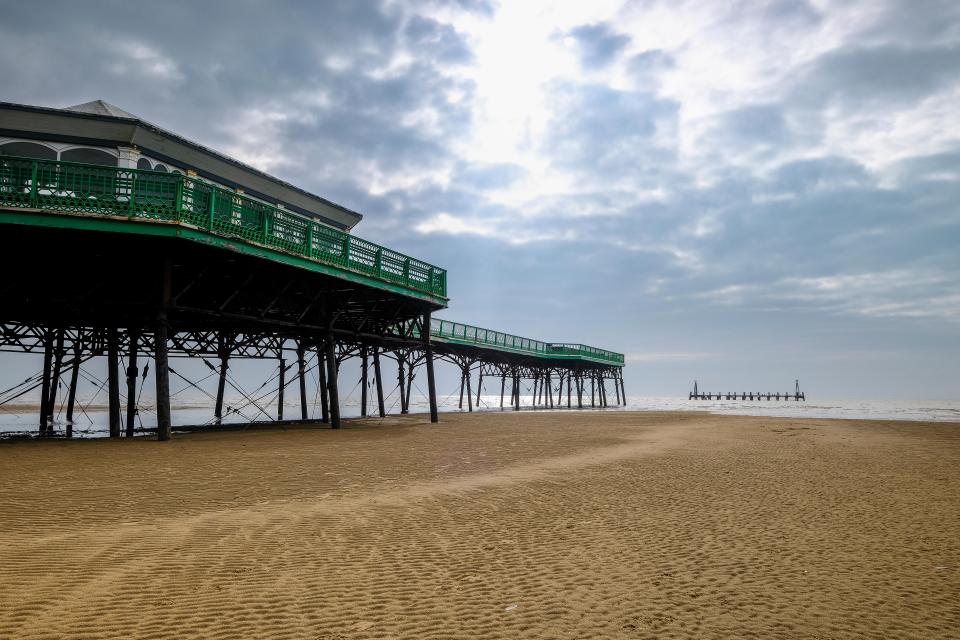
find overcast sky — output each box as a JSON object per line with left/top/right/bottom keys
{"left": 2, "top": 0, "right": 959, "bottom": 399}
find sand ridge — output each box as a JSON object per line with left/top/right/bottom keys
{"left": 1, "top": 411, "right": 958, "bottom": 639}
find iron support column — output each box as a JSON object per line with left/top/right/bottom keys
{"left": 38, "top": 329, "right": 54, "bottom": 436}
{"left": 65, "top": 339, "right": 81, "bottom": 437}
{"left": 107, "top": 327, "right": 121, "bottom": 438}
{"left": 466, "top": 365, "right": 473, "bottom": 412}
{"left": 215, "top": 334, "right": 228, "bottom": 424}
{"left": 398, "top": 354, "right": 407, "bottom": 414}
{"left": 317, "top": 345, "right": 329, "bottom": 423}
{"left": 47, "top": 329, "right": 65, "bottom": 436}
{"left": 298, "top": 343, "right": 308, "bottom": 421}
{"left": 476, "top": 368, "right": 483, "bottom": 407}
{"left": 360, "top": 345, "right": 368, "bottom": 418}
{"left": 546, "top": 371, "right": 553, "bottom": 409}
{"left": 373, "top": 348, "right": 385, "bottom": 418}
{"left": 424, "top": 312, "right": 438, "bottom": 423}
{"left": 155, "top": 261, "right": 172, "bottom": 441}
{"left": 125, "top": 328, "right": 139, "bottom": 436}
{"left": 500, "top": 373, "right": 506, "bottom": 409}
{"left": 277, "top": 356, "right": 286, "bottom": 421}
{"left": 325, "top": 334, "right": 340, "bottom": 428}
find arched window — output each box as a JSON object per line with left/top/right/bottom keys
{"left": 137, "top": 158, "right": 152, "bottom": 170}
{"left": 0, "top": 142, "right": 57, "bottom": 198}
{"left": 0, "top": 141, "right": 56, "bottom": 160}
{"left": 60, "top": 148, "right": 117, "bottom": 167}
{"left": 153, "top": 163, "right": 167, "bottom": 173}
{"left": 58, "top": 148, "right": 118, "bottom": 197}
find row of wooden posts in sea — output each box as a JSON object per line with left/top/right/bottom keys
{"left": 689, "top": 380, "right": 806, "bottom": 401}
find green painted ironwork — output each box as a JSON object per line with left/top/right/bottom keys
{"left": 429, "top": 319, "right": 624, "bottom": 366}
{"left": 0, "top": 155, "right": 447, "bottom": 300}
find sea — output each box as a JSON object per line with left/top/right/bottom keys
{"left": 2, "top": 394, "right": 958, "bottom": 438}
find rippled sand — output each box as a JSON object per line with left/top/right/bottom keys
{"left": 1, "top": 411, "right": 958, "bottom": 639}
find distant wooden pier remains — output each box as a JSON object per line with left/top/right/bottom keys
{"left": 689, "top": 380, "right": 805, "bottom": 401}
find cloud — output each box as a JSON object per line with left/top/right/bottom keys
{"left": 566, "top": 22, "right": 631, "bottom": 69}
{"left": 791, "top": 44, "right": 960, "bottom": 110}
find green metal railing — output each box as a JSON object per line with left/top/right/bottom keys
{"left": 0, "top": 155, "right": 447, "bottom": 299}
{"left": 430, "top": 319, "right": 625, "bottom": 366}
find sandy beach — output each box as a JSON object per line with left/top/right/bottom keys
{"left": 1, "top": 410, "right": 957, "bottom": 639}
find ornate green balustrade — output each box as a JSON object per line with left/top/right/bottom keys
{"left": 430, "top": 319, "right": 624, "bottom": 366}
{"left": 0, "top": 155, "right": 447, "bottom": 300}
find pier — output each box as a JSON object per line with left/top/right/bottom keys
{"left": 0, "top": 100, "right": 625, "bottom": 439}
{"left": 689, "top": 380, "right": 805, "bottom": 401}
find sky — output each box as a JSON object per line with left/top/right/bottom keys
{"left": 2, "top": 0, "right": 959, "bottom": 400}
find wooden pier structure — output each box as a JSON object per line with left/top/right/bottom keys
{"left": 689, "top": 380, "right": 805, "bottom": 401}
{"left": 0, "top": 100, "right": 625, "bottom": 439}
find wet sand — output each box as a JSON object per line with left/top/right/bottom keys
{"left": 1, "top": 411, "right": 958, "bottom": 639}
